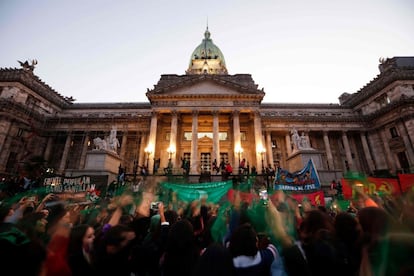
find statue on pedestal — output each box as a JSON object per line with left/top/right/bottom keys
{"left": 291, "top": 128, "right": 300, "bottom": 151}
{"left": 107, "top": 127, "right": 120, "bottom": 153}
{"left": 93, "top": 126, "right": 120, "bottom": 154}
{"left": 291, "top": 128, "right": 313, "bottom": 151}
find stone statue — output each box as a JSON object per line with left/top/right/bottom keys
{"left": 93, "top": 126, "right": 120, "bottom": 154}
{"left": 291, "top": 128, "right": 300, "bottom": 150}
{"left": 93, "top": 137, "right": 107, "bottom": 150}
{"left": 291, "top": 128, "right": 313, "bottom": 151}
{"left": 300, "top": 132, "right": 311, "bottom": 149}
{"left": 107, "top": 127, "right": 120, "bottom": 153}
{"left": 18, "top": 59, "right": 37, "bottom": 72}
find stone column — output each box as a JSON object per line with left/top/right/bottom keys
{"left": 120, "top": 131, "right": 128, "bottom": 162}
{"left": 212, "top": 111, "right": 220, "bottom": 166}
{"left": 190, "top": 110, "right": 199, "bottom": 174}
{"left": 253, "top": 111, "right": 264, "bottom": 170}
{"left": 266, "top": 131, "right": 274, "bottom": 167}
{"left": 232, "top": 110, "right": 241, "bottom": 174}
{"left": 43, "top": 135, "right": 54, "bottom": 163}
{"left": 285, "top": 132, "right": 292, "bottom": 156}
{"left": 0, "top": 122, "right": 13, "bottom": 172}
{"left": 138, "top": 132, "right": 147, "bottom": 168}
{"left": 397, "top": 121, "right": 414, "bottom": 164}
{"left": 323, "top": 131, "right": 334, "bottom": 170}
{"left": 59, "top": 132, "right": 72, "bottom": 174}
{"left": 341, "top": 131, "right": 354, "bottom": 171}
{"left": 169, "top": 111, "right": 178, "bottom": 167}
{"left": 79, "top": 133, "right": 89, "bottom": 169}
{"left": 148, "top": 112, "right": 158, "bottom": 174}
{"left": 379, "top": 129, "right": 397, "bottom": 173}
{"left": 0, "top": 121, "right": 11, "bottom": 154}
{"left": 360, "top": 132, "right": 375, "bottom": 173}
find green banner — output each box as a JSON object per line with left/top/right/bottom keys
{"left": 161, "top": 180, "right": 233, "bottom": 203}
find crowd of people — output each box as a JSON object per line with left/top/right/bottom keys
{"left": 1, "top": 175, "right": 414, "bottom": 276}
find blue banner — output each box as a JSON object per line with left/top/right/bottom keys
{"left": 274, "top": 159, "right": 321, "bottom": 191}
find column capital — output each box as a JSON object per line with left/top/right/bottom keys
{"left": 212, "top": 110, "right": 220, "bottom": 116}
{"left": 192, "top": 110, "right": 199, "bottom": 116}
{"left": 232, "top": 110, "right": 240, "bottom": 117}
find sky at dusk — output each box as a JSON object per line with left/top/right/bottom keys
{"left": 1, "top": 0, "right": 413, "bottom": 104}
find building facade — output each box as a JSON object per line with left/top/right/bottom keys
{"left": 1, "top": 28, "right": 414, "bottom": 186}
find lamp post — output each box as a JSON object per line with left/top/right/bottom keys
{"left": 235, "top": 146, "right": 243, "bottom": 174}
{"left": 166, "top": 146, "right": 175, "bottom": 175}
{"left": 167, "top": 146, "right": 175, "bottom": 161}
{"left": 259, "top": 148, "right": 266, "bottom": 175}
{"left": 144, "top": 147, "right": 152, "bottom": 170}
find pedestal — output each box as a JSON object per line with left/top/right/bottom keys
{"left": 84, "top": 150, "right": 122, "bottom": 173}
{"left": 65, "top": 150, "right": 122, "bottom": 188}
{"left": 286, "top": 149, "right": 324, "bottom": 172}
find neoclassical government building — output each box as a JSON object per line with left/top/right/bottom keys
{"left": 1, "top": 28, "right": 414, "bottom": 186}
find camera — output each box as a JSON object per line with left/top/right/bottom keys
{"left": 150, "top": 201, "right": 160, "bottom": 211}
{"left": 259, "top": 190, "right": 268, "bottom": 204}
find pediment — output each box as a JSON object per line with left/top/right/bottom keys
{"left": 146, "top": 74, "right": 265, "bottom": 103}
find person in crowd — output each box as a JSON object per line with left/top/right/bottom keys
{"left": 334, "top": 211, "right": 362, "bottom": 276}
{"left": 68, "top": 224, "right": 97, "bottom": 275}
{"left": 279, "top": 208, "right": 339, "bottom": 276}
{"left": 266, "top": 163, "right": 275, "bottom": 177}
{"left": 212, "top": 159, "right": 220, "bottom": 174}
{"left": 220, "top": 159, "right": 226, "bottom": 174}
{"left": 132, "top": 202, "right": 170, "bottom": 276}
{"left": 16, "top": 210, "right": 49, "bottom": 245}
{"left": 239, "top": 158, "right": 246, "bottom": 174}
{"left": 0, "top": 201, "right": 48, "bottom": 276}
{"left": 161, "top": 219, "right": 200, "bottom": 276}
{"left": 193, "top": 242, "right": 235, "bottom": 276}
{"left": 229, "top": 223, "right": 279, "bottom": 275}
{"left": 94, "top": 224, "right": 136, "bottom": 276}
{"left": 225, "top": 161, "right": 233, "bottom": 176}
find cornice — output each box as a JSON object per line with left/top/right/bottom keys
{"left": 260, "top": 103, "right": 343, "bottom": 109}
{"left": 147, "top": 94, "right": 264, "bottom": 100}
{"left": 364, "top": 96, "right": 414, "bottom": 122}
{"left": 0, "top": 98, "right": 46, "bottom": 122}
{"left": 146, "top": 74, "right": 265, "bottom": 96}
{"left": 0, "top": 68, "right": 72, "bottom": 107}
{"left": 341, "top": 68, "right": 414, "bottom": 107}
{"left": 68, "top": 102, "right": 151, "bottom": 110}
{"left": 261, "top": 115, "right": 365, "bottom": 123}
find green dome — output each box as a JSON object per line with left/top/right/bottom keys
{"left": 186, "top": 28, "right": 228, "bottom": 75}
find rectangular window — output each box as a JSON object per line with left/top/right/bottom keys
{"left": 241, "top": 132, "right": 247, "bottom": 141}
{"left": 390, "top": 127, "right": 399, "bottom": 138}
{"left": 17, "top": 128, "right": 24, "bottom": 137}
{"left": 220, "top": 153, "right": 229, "bottom": 165}
{"left": 200, "top": 152, "right": 211, "bottom": 172}
{"left": 184, "top": 132, "right": 228, "bottom": 141}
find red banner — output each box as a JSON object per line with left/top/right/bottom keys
{"left": 227, "top": 189, "right": 325, "bottom": 206}
{"left": 341, "top": 175, "right": 414, "bottom": 199}
{"left": 227, "top": 189, "right": 254, "bottom": 204}
{"left": 398, "top": 174, "right": 414, "bottom": 193}
{"left": 284, "top": 190, "right": 325, "bottom": 206}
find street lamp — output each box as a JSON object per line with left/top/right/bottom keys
{"left": 258, "top": 148, "right": 266, "bottom": 175}
{"left": 144, "top": 146, "right": 152, "bottom": 168}
{"left": 235, "top": 146, "right": 243, "bottom": 174}
{"left": 167, "top": 146, "right": 175, "bottom": 160}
